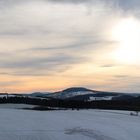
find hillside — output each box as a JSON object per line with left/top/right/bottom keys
{"left": 29, "top": 87, "right": 140, "bottom": 101}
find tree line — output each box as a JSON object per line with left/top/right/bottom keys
{"left": 0, "top": 96, "right": 140, "bottom": 111}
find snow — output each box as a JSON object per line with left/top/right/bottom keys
{"left": 89, "top": 96, "right": 113, "bottom": 101}
{"left": 0, "top": 94, "right": 8, "bottom": 98}
{"left": 0, "top": 105, "right": 139, "bottom": 140}
{"left": 50, "top": 91, "right": 96, "bottom": 99}
{"left": 0, "top": 104, "right": 37, "bottom": 109}
{"left": 62, "top": 91, "right": 95, "bottom": 98}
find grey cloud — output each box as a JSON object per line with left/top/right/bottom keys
{"left": 0, "top": 55, "right": 83, "bottom": 68}
{"left": 24, "top": 36, "right": 115, "bottom": 53}
{"left": 47, "top": 0, "right": 96, "bottom": 4}
{"left": 100, "top": 64, "right": 115, "bottom": 68}
{"left": 114, "top": 75, "right": 129, "bottom": 78}
{"left": 1, "top": 0, "right": 140, "bottom": 13}
{"left": 114, "top": 75, "right": 140, "bottom": 79}
{"left": 26, "top": 41, "right": 97, "bottom": 52}
{"left": 0, "top": 72, "right": 11, "bottom": 75}
{"left": 0, "top": 0, "right": 119, "bottom": 38}
{"left": 118, "top": 0, "right": 140, "bottom": 10}
{"left": 47, "top": 0, "right": 140, "bottom": 16}
{"left": 0, "top": 81, "right": 22, "bottom": 86}
{"left": 47, "top": 0, "right": 112, "bottom": 5}
{"left": 47, "top": 0, "right": 140, "bottom": 8}
{"left": 0, "top": 0, "right": 21, "bottom": 8}
{"left": 0, "top": 53, "right": 87, "bottom": 76}
{"left": 0, "top": 30, "right": 28, "bottom": 36}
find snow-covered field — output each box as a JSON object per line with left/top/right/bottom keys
{"left": 0, "top": 104, "right": 139, "bottom": 140}
{"left": 0, "top": 104, "right": 36, "bottom": 109}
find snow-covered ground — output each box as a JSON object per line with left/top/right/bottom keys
{"left": 0, "top": 104, "right": 139, "bottom": 140}
{"left": 0, "top": 104, "right": 36, "bottom": 109}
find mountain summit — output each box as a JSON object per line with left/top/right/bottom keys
{"left": 62, "top": 87, "right": 94, "bottom": 93}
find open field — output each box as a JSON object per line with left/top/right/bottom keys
{"left": 0, "top": 104, "right": 139, "bottom": 140}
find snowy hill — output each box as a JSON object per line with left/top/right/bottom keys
{"left": 46, "top": 87, "right": 97, "bottom": 99}
{"left": 42, "top": 87, "right": 120, "bottom": 100}
{"left": 25, "top": 87, "right": 140, "bottom": 101}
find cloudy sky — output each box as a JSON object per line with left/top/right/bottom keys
{"left": 0, "top": 0, "right": 140, "bottom": 93}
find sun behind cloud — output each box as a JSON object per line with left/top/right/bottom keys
{"left": 112, "top": 17, "right": 140, "bottom": 64}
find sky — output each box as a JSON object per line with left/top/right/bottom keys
{"left": 0, "top": 0, "right": 140, "bottom": 93}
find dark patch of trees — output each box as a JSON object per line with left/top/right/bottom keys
{"left": 0, "top": 96, "right": 140, "bottom": 111}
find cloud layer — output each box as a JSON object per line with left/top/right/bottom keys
{"left": 0, "top": 0, "right": 140, "bottom": 92}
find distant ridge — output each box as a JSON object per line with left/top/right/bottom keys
{"left": 28, "top": 87, "right": 140, "bottom": 101}
{"left": 1, "top": 87, "right": 140, "bottom": 101}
